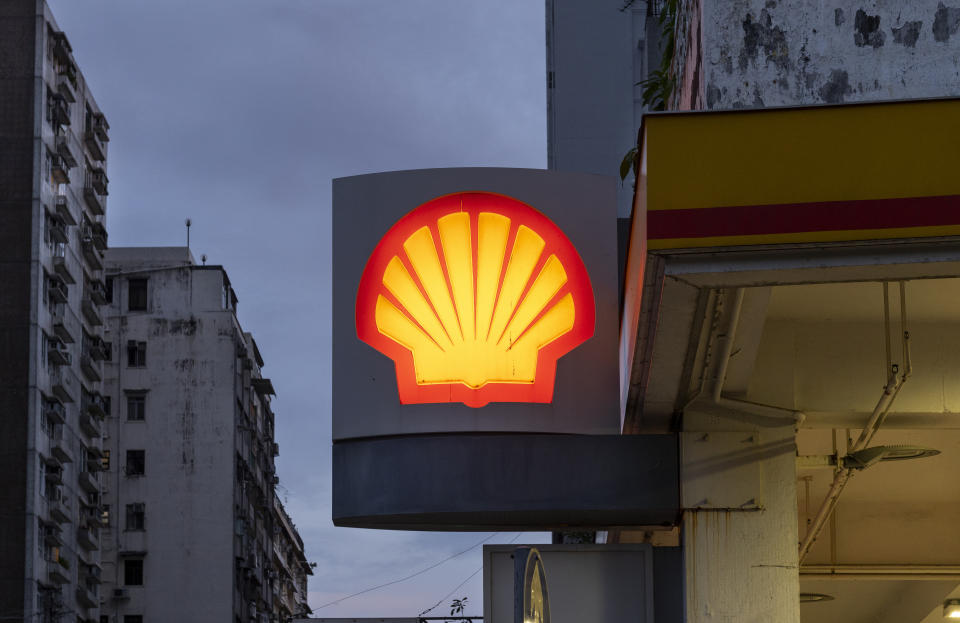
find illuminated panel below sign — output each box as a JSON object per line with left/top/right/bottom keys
{"left": 356, "top": 192, "right": 595, "bottom": 407}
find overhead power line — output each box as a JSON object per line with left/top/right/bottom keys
{"left": 315, "top": 532, "right": 500, "bottom": 610}
{"left": 417, "top": 532, "right": 522, "bottom": 618}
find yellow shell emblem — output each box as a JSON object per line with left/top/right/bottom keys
{"left": 357, "top": 192, "right": 595, "bottom": 407}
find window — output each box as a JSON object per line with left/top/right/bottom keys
{"left": 105, "top": 277, "right": 113, "bottom": 304}
{"left": 124, "top": 617, "right": 143, "bottom": 623}
{"left": 101, "top": 504, "right": 110, "bottom": 527}
{"left": 101, "top": 449, "right": 110, "bottom": 471}
{"left": 126, "top": 393, "right": 146, "bottom": 421}
{"left": 125, "top": 450, "right": 145, "bottom": 476}
{"left": 125, "top": 503, "right": 145, "bottom": 531}
{"left": 127, "top": 341, "right": 146, "bottom": 367}
{"left": 128, "top": 278, "right": 148, "bottom": 311}
{"left": 123, "top": 558, "right": 143, "bottom": 586}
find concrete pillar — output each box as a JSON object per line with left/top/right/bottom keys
{"left": 680, "top": 424, "right": 800, "bottom": 622}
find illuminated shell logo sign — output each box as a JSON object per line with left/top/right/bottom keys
{"left": 356, "top": 192, "right": 595, "bottom": 408}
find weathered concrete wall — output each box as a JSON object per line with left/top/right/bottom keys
{"left": 675, "top": 0, "right": 960, "bottom": 110}
{"left": 681, "top": 426, "right": 801, "bottom": 623}
{"left": 101, "top": 264, "right": 239, "bottom": 622}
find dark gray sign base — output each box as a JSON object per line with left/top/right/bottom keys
{"left": 333, "top": 433, "right": 679, "bottom": 530}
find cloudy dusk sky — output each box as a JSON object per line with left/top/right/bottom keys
{"left": 48, "top": 0, "right": 550, "bottom": 616}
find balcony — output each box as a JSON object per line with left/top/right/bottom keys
{"left": 79, "top": 350, "right": 101, "bottom": 382}
{"left": 48, "top": 558, "right": 70, "bottom": 585}
{"left": 44, "top": 465, "right": 63, "bottom": 486}
{"left": 86, "top": 106, "right": 110, "bottom": 147}
{"left": 57, "top": 62, "right": 77, "bottom": 103}
{"left": 83, "top": 391, "right": 107, "bottom": 418}
{"left": 81, "top": 297, "right": 102, "bottom": 327}
{"left": 43, "top": 400, "right": 66, "bottom": 425}
{"left": 89, "top": 336, "right": 109, "bottom": 361}
{"left": 47, "top": 342, "right": 72, "bottom": 367}
{"left": 47, "top": 491, "right": 71, "bottom": 524}
{"left": 82, "top": 561, "right": 102, "bottom": 584}
{"left": 77, "top": 469, "right": 99, "bottom": 494}
{"left": 55, "top": 195, "right": 76, "bottom": 225}
{"left": 78, "top": 412, "right": 101, "bottom": 441}
{"left": 48, "top": 218, "right": 69, "bottom": 245}
{"left": 84, "top": 129, "right": 105, "bottom": 161}
{"left": 86, "top": 445, "right": 104, "bottom": 472}
{"left": 80, "top": 235, "right": 103, "bottom": 272}
{"left": 50, "top": 95, "right": 70, "bottom": 128}
{"left": 49, "top": 366, "right": 77, "bottom": 403}
{"left": 77, "top": 524, "right": 98, "bottom": 551}
{"left": 48, "top": 278, "right": 68, "bottom": 304}
{"left": 82, "top": 170, "right": 107, "bottom": 216}
{"left": 88, "top": 278, "right": 107, "bottom": 303}
{"left": 51, "top": 155, "right": 70, "bottom": 184}
{"left": 89, "top": 223, "right": 107, "bottom": 251}
{"left": 50, "top": 429, "right": 72, "bottom": 465}
{"left": 92, "top": 112, "right": 109, "bottom": 142}
{"left": 56, "top": 135, "right": 77, "bottom": 168}
{"left": 89, "top": 168, "right": 107, "bottom": 195}
{"left": 52, "top": 31, "right": 72, "bottom": 65}
{"left": 52, "top": 253, "right": 75, "bottom": 285}
{"left": 51, "top": 303, "right": 79, "bottom": 344}
{"left": 43, "top": 524, "right": 63, "bottom": 548}
{"left": 76, "top": 584, "right": 98, "bottom": 609}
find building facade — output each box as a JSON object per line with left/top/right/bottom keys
{"left": 273, "top": 494, "right": 312, "bottom": 622}
{"left": 0, "top": 1, "right": 111, "bottom": 620}
{"left": 97, "top": 247, "right": 302, "bottom": 623}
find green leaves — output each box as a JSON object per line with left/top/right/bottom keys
{"left": 620, "top": 147, "right": 638, "bottom": 183}
{"left": 620, "top": 0, "right": 680, "bottom": 183}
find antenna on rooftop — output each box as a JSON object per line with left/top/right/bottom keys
{"left": 201, "top": 254, "right": 207, "bottom": 266}
{"left": 185, "top": 218, "right": 192, "bottom": 248}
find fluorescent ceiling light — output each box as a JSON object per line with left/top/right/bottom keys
{"left": 943, "top": 598, "right": 960, "bottom": 618}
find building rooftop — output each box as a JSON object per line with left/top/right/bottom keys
{"left": 105, "top": 246, "right": 195, "bottom": 272}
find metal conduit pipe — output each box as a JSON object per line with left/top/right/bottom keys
{"left": 712, "top": 288, "right": 745, "bottom": 403}
{"left": 800, "top": 412, "right": 960, "bottom": 429}
{"left": 798, "top": 282, "right": 911, "bottom": 563}
{"left": 798, "top": 367, "right": 907, "bottom": 562}
{"left": 799, "top": 573, "right": 960, "bottom": 581}
{"left": 802, "top": 564, "right": 960, "bottom": 574}
{"left": 715, "top": 396, "right": 805, "bottom": 425}
{"left": 801, "top": 565, "right": 960, "bottom": 580}
{"left": 797, "top": 468, "right": 852, "bottom": 563}
{"left": 862, "top": 281, "right": 913, "bottom": 449}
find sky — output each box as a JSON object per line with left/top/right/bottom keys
{"left": 47, "top": 0, "right": 550, "bottom": 617}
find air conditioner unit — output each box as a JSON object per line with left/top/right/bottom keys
{"left": 112, "top": 588, "right": 128, "bottom": 600}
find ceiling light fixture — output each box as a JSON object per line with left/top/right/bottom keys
{"left": 800, "top": 593, "right": 834, "bottom": 603}
{"left": 843, "top": 445, "right": 940, "bottom": 470}
{"left": 943, "top": 599, "right": 960, "bottom": 618}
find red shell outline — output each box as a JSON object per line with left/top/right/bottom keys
{"left": 355, "top": 192, "right": 596, "bottom": 407}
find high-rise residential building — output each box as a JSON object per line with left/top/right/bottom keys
{"left": 0, "top": 1, "right": 111, "bottom": 621}
{"left": 98, "top": 247, "right": 298, "bottom": 623}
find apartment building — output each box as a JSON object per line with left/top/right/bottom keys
{"left": 0, "top": 1, "right": 111, "bottom": 621}
{"left": 98, "top": 247, "right": 300, "bottom": 623}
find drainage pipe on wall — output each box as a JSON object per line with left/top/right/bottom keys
{"left": 711, "top": 288, "right": 745, "bottom": 403}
